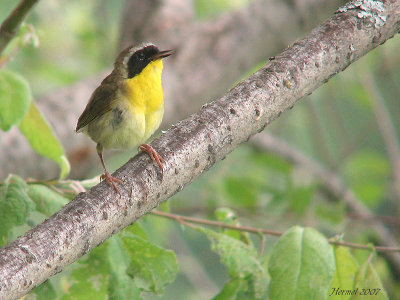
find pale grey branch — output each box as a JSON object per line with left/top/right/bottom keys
{"left": 0, "top": 1, "right": 399, "bottom": 298}
{"left": 0, "top": 0, "right": 344, "bottom": 179}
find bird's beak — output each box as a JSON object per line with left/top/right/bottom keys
{"left": 152, "top": 50, "right": 173, "bottom": 60}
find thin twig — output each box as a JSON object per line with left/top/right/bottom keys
{"left": 251, "top": 133, "right": 400, "bottom": 276}
{"left": 1, "top": 3, "right": 400, "bottom": 298}
{"left": 0, "top": 0, "right": 40, "bottom": 55}
{"left": 151, "top": 210, "right": 282, "bottom": 236}
{"left": 328, "top": 239, "right": 398, "bottom": 253}
{"left": 151, "top": 211, "right": 400, "bottom": 253}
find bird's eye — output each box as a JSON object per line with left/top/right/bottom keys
{"left": 138, "top": 53, "right": 145, "bottom": 60}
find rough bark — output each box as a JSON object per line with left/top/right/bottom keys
{"left": 0, "top": 0, "right": 344, "bottom": 179}
{"left": 1, "top": 1, "right": 399, "bottom": 298}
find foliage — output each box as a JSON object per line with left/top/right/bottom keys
{"left": 330, "top": 246, "right": 359, "bottom": 299}
{"left": 268, "top": 226, "right": 335, "bottom": 300}
{"left": 56, "top": 224, "right": 178, "bottom": 300}
{"left": 352, "top": 257, "right": 388, "bottom": 300}
{"left": 0, "top": 174, "right": 35, "bottom": 246}
{"left": 19, "top": 102, "right": 70, "bottom": 178}
{"left": 0, "top": 0, "right": 399, "bottom": 299}
{"left": 0, "top": 174, "right": 391, "bottom": 299}
{"left": 0, "top": 69, "right": 31, "bottom": 131}
{"left": 0, "top": 13, "right": 69, "bottom": 178}
{"left": 199, "top": 226, "right": 268, "bottom": 299}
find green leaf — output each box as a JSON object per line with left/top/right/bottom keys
{"left": 352, "top": 258, "right": 388, "bottom": 300}
{"left": 268, "top": 226, "right": 335, "bottom": 300}
{"left": 107, "top": 237, "right": 141, "bottom": 300}
{"left": 214, "top": 277, "right": 243, "bottom": 300}
{"left": 215, "top": 207, "right": 251, "bottom": 244}
{"left": 63, "top": 224, "right": 176, "bottom": 299}
{"left": 123, "top": 232, "right": 178, "bottom": 294}
{"left": 0, "top": 174, "right": 35, "bottom": 246}
{"left": 31, "top": 280, "right": 57, "bottom": 300}
{"left": 63, "top": 235, "right": 141, "bottom": 300}
{"left": 124, "top": 222, "right": 148, "bottom": 240}
{"left": 27, "top": 184, "right": 68, "bottom": 216}
{"left": 0, "top": 69, "right": 31, "bottom": 131}
{"left": 199, "top": 227, "right": 268, "bottom": 298}
{"left": 18, "top": 102, "right": 70, "bottom": 178}
{"left": 215, "top": 207, "right": 238, "bottom": 223}
{"left": 329, "top": 247, "right": 359, "bottom": 300}
{"left": 62, "top": 245, "right": 109, "bottom": 300}
{"left": 213, "top": 277, "right": 257, "bottom": 300}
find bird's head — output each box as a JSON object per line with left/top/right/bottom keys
{"left": 114, "top": 43, "right": 172, "bottom": 79}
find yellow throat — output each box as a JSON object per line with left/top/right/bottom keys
{"left": 75, "top": 43, "right": 172, "bottom": 193}
{"left": 123, "top": 59, "right": 164, "bottom": 114}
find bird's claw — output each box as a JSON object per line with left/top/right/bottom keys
{"left": 100, "top": 171, "right": 123, "bottom": 194}
{"left": 139, "top": 144, "right": 165, "bottom": 172}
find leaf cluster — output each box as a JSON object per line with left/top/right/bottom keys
{"left": 1, "top": 1, "right": 399, "bottom": 299}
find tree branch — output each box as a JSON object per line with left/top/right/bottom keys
{"left": 251, "top": 133, "right": 400, "bottom": 277}
{"left": 0, "top": 0, "right": 344, "bottom": 179}
{"left": 151, "top": 210, "right": 400, "bottom": 253}
{"left": 121, "top": 0, "right": 347, "bottom": 117}
{"left": 0, "top": 1, "right": 399, "bottom": 298}
{"left": 0, "top": 0, "right": 39, "bottom": 55}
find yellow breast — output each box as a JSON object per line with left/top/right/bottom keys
{"left": 105, "top": 59, "right": 165, "bottom": 149}
{"left": 124, "top": 59, "right": 164, "bottom": 114}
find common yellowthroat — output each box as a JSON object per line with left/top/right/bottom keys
{"left": 76, "top": 43, "right": 172, "bottom": 193}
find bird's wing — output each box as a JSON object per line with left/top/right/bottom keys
{"left": 76, "top": 83, "right": 119, "bottom": 132}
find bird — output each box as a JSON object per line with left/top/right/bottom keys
{"left": 76, "top": 43, "right": 172, "bottom": 193}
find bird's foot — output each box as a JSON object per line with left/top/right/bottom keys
{"left": 100, "top": 171, "right": 123, "bottom": 194}
{"left": 139, "top": 144, "right": 165, "bottom": 172}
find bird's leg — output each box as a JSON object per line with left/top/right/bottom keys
{"left": 139, "top": 144, "right": 165, "bottom": 171}
{"left": 97, "top": 144, "right": 123, "bottom": 194}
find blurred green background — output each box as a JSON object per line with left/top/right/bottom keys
{"left": 1, "top": 0, "right": 399, "bottom": 299}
